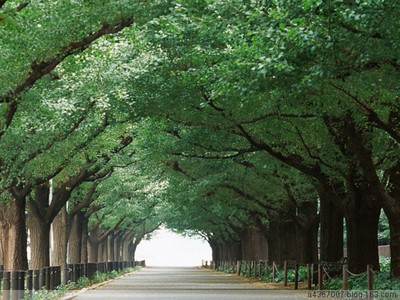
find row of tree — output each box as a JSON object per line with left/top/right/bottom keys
{"left": 0, "top": 0, "right": 167, "bottom": 270}
{"left": 0, "top": 0, "right": 399, "bottom": 279}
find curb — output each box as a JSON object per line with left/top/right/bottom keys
{"left": 62, "top": 268, "right": 143, "bottom": 300}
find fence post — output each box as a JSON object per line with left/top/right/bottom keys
{"left": 248, "top": 261, "right": 251, "bottom": 277}
{"left": 284, "top": 261, "right": 288, "bottom": 286}
{"left": 318, "top": 264, "right": 323, "bottom": 290}
{"left": 343, "top": 265, "right": 348, "bottom": 291}
{"left": 294, "top": 264, "right": 299, "bottom": 290}
{"left": 62, "top": 265, "right": 68, "bottom": 285}
{"left": 272, "top": 262, "right": 276, "bottom": 282}
{"left": 49, "top": 267, "right": 55, "bottom": 290}
{"left": 254, "top": 261, "right": 258, "bottom": 278}
{"left": 17, "top": 271, "right": 25, "bottom": 300}
{"left": 307, "top": 264, "right": 312, "bottom": 290}
{"left": 11, "top": 271, "right": 18, "bottom": 300}
{"left": 3, "top": 271, "right": 10, "bottom": 300}
{"left": 45, "top": 267, "right": 50, "bottom": 290}
{"left": 55, "top": 266, "right": 61, "bottom": 288}
{"left": 0, "top": 264, "right": 3, "bottom": 282}
{"left": 33, "top": 269, "right": 40, "bottom": 290}
{"left": 27, "top": 270, "right": 33, "bottom": 296}
{"left": 367, "top": 264, "right": 373, "bottom": 295}
{"left": 265, "top": 261, "right": 269, "bottom": 276}
{"left": 39, "top": 268, "right": 45, "bottom": 290}
{"left": 259, "top": 261, "right": 262, "bottom": 277}
{"left": 236, "top": 261, "right": 241, "bottom": 276}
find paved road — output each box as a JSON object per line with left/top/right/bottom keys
{"left": 71, "top": 267, "right": 309, "bottom": 300}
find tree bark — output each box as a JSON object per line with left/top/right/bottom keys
{"left": 208, "top": 238, "right": 220, "bottom": 264}
{"left": 318, "top": 185, "right": 344, "bottom": 263}
{"left": 107, "top": 234, "right": 114, "bottom": 262}
{"left": 51, "top": 206, "right": 68, "bottom": 266}
{"left": 0, "top": 195, "right": 28, "bottom": 270}
{"left": 27, "top": 184, "right": 51, "bottom": 269}
{"left": 68, "top": 212, "right": 83, "bottom": 263}
{"left": 122, "top": 236, "right": 133, "bottom": 261}
{"left": 130, "top": 239, "right": 141, "bottom": 261}
{"left": 382, "top": 163, "right": 400, "bottom": 277}
{"left": 81, "top": 216, "right": 89, "bottom": 263}
{"left": 240, "top": 227, "right": 268, "bottom": 261}
{"left": 344, "top": 181, "right": 381, "bottom": 273}
{"left": 114, "top": 234, "right": 122, "bottom": 261}
{"left": 27, "top": 216, "right": 50, "bottom": 269}
{"left": 265, "top": 216, "right": 296, "bottom": 265}
{"left": 295, "top": 201, "right": 319, "bottom": 264}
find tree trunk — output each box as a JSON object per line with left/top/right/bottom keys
{"left": 102, "top": 240, "right": 108, "bottom": 262}
{"left": 123, "top": 238, "right": 132, "bottom": 261}
{"left": 0, "top": 229, "right": 3, "bottom": 265}
{"left": 130, "top": 240, "right": 140, "bottom": 261}
{"left": 0, "top": 196, "right": 28, "bottom": 270}
{"left": 227, "top": 241, "right": 242, "bottom": 261}
{"left": 345, "top": 183, "right": 380, "bottom": 273}
{"left": 208, "top": 239, "right": 220, "bottom": 264}
{"left": 318, "top": 185, "right": 344, "bottom": 263}
{"left": 114, "top": 235, "right": 122, "bottom": 261}
{"left": 240, "top": 227, "right": 268, "bottom": 261}
{"left": 81, "top": 216, "right": 89, "bottom": 263}
{"left": 382, "top": 163, "right": 400, "bottom": 277}
{"left": 295, "top": 201, "right": 319, "bottom": 264}
{"left": 51, "top": 206, "right": 67, "bottom": 265}
{"left": 27, "top": 184, "right": 51, "bottom": 269}
{"left": 88, "top": 239, "right": 99, "bottom": 263}
{"left": 266, "top": 216, "right": 296, "bottom": 265}
{"left": 97, "top": 241, "right": 104, "bottom": 262}
{"left": 386, "top": 211, "right": 400, "bottom": 277}
{"left": 68, "top": 213, "right": 82, "bottom": 263}
{"left": 28, "top": 216, "right": 50, "bottom": 269}
{"left": 108, "top": 234, "right": 114, "bottom": 262}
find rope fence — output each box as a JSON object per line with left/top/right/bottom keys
{"left": 203, "top": 260, "right": 377, "bottom": 293}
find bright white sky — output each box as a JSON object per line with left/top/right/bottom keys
{"left": 135, "top": 228, "right": 212, "bottom": 266}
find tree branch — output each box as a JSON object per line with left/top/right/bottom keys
{"left": 0, "top": 17, "right": 134, "bottom": 137}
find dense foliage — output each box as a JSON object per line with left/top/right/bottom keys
{"left": 0, "top": 0, "right": 399, "bottom": 286}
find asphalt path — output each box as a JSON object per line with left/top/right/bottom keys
{"left": 71, "top": 266, "right": 309, "bottom": 300}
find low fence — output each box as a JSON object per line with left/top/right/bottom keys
{"left": 203, "top": 260, "right": 376, "bottom": 293}
{"left": 0, "top": 260, "right": 145, "bottom": 300}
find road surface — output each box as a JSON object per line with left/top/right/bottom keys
{"left": 71, "top": 266, "right": 309, "bottom": 299}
